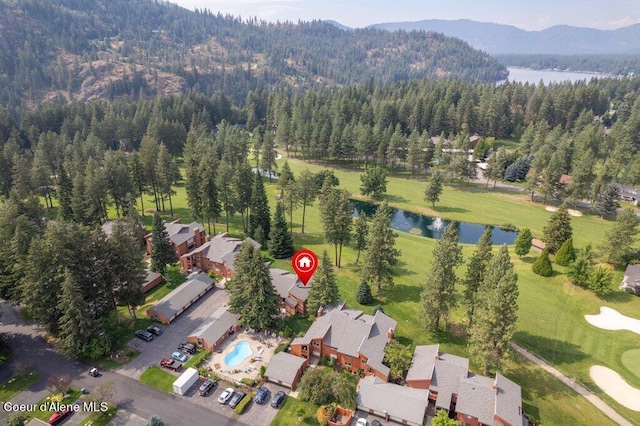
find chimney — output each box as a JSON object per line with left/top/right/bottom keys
{"left": 316, "top": 306, "right": 324, "bottom": 318}
{"left": 387, "top": 328, "right": 394, "bottom": 339}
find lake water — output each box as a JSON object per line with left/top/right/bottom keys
{"left": 500, "top": 67, "right": 611, "bottom": 85}
{"left": 352, "top": 200, "right": 518, "bottom": 245}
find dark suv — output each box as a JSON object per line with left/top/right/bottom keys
{"left": 198, "top": 379, "right": 218, "bottom": 396}
{"left": 270, "top": 391, "right": 286, "bottom": 408}
{"left": 134, "top": 329, "right": 153, "bottom": 342}
{"left": 146, "top": 325, "right": 163, "bottom": 336}
{"left": 229, "top": 391, "right": 246, "bottom": 409}
{"left": 178, "top": 342, "right": 196, "bottom": 354}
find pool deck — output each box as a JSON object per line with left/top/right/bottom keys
{"left": 206, "top": 330, "right": 281, "bottom": 384}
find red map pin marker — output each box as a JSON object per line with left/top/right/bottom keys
{"left": 292, "top": 249, "right": 318, "bottom": 286}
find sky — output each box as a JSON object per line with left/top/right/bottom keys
{"left": 169, "top": 0, "right": 640, "bottom": 30}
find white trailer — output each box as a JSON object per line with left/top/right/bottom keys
{"left": 172, "top": 367, "right": 199, "bottom": 395}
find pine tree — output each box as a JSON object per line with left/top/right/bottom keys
{"left": 249, "top": 173, "right": 270, "bottom": 243}
{"left": 360, "top": 166, "right": 388, "bottom": 199}
{"left": 109, "top": 221, "right": 146, "bottom": 320}
{"left": 421, "top": 223, "right": 463, "bottom": 332}
{"left": 268, "top": 201, "right": 294, "bottom": 259}
{"left": 424, "top": 172, "right": 444, "bottom": 208}
{"left": 216, "top": 159, "right": 236, "bottom": 232}
{"left": 71, "top": 167, "right": 91, "bottom": 225}
{"left": 532, "top": 248, "right": 553, "bottom": 277}
{"left": 307, "top": 250, "right": 340, "bottom": 315}
{"left": 56, "top": 164, "right": 73, "bottom": 221}
{"left": 352, "top": 212, "right": 368, "bottom": 263}
{"left": 543, "top": 203, "right": 572, "bottom": 253}
{"left": 514, "top": 227, "right": 533, "bottom": 257}
{"left": 150, "top": 212, "right": 176, "bottom": 277}
{"left": 600, "top": 208, "right": 639, "bottom": 265}
{"left": 361, "top": 202, "right": 400, "bottom": 291}
{"left": 319, "top": 187, "right": 353, "bottom": 267}
{"left": 356, "top": 280, "right": 373, "bottom": 305}
{"left": 228, "top": 242, "right": 279, "bottom": 330}
{"left": 233, "top": 161, "right": 255, "bottom": 234}
{"left": 554, "top": 237, "right": 576, "bottom": 266}
{"left": 296, "top": 168, "right": 318, "bottom": 234}
{"left": 198, "top": 154, "right": 221, "bottom": 235}
{"left": 469, "top": 244, "right": 519, "bottom": 375}
{"left": 463, "top": 227, "right": 492, "bottom": 327}
{"left": 567, "top": 244, "right": 594, "bottom": 287}
{"left": 58, "top": 269, "right": 96, "bottom": 356}
{"left": 593, "top": 182, "right": 620, "bottom": 218}
{"left": 589, "top": 265, "right": 614, "bottom": 296}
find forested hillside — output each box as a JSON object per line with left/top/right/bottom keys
{"left": 0, "top": 0, "right": 506, "bottom": 110}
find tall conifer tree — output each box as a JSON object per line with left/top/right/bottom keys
{"left": 249, "top": 173, "right": 270, "bottom": 243}
{"left": 361, "top": 202, "right": 400, "bottom": 290}
{"left": 307, "top": 250, "right": 340, "bottom": 314}
{"left": 269, "top": 201, "right": 294, "bottom": 259}
{"left": 150, "top": 212, "right": 176, "bottom": 277}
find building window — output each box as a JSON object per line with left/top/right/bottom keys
{"left": 312, "top": 342, "right": 320, "bottom": 347}
{"left": 362, "top": 359, "right": 368, "bottom": 365}
{"left": 345, "top": 362, "right": 352, "bottom": 367}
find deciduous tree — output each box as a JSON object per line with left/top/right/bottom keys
{"left": 589, "top": 265, "right": 614, "bottom": 296}
{"left": 383, "top": 340, "right": 413, "bottom": 381}
{"left": 360, "top": 166, "right": 388, "bottom": 199}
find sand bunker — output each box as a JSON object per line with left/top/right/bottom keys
{"left": 590, "top": 366, "right": 640, "bottom": 411}
{"left": 585, "top": 307, "right": 640, "bottom": 335}
{"left": 545, "top": 206, "right": 583, "bottom": 216}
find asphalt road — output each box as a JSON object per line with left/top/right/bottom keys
{"left": 0, "top": 302, "right": 246, "bottom": 426}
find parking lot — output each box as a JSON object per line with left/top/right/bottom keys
{"left": 116, "top": 286, "right": 230, "bottom": 379}
{"left": 180, "top": 376, "right": 289, "bottom": 425}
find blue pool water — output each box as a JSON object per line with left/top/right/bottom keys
{"left": 224, "top": 341, "right": 252, "bottom": 367}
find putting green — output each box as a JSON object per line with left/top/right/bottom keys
{"left": 621, "top": 348, "right": 640, "bottom": 380}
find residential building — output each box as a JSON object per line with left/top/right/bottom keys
{"left": 263, "top": 352, "right": 308, "bottom": 390}
{"left": 620, "top": 264, "right": 640, "bottom": 295}
{"left": 187, "top": 307, "right": 239, "bottom": 351}
{"left": 269, "top": 268, "right": 311, "bottom": 316}
{"left": 145, "top": 219, "right": 207, "bottom": 258}
{"left": 146, "top": 273, "right": 214, "bottom": 324}
{"left": 179, "top": 232, "right": 261, "bottom": 276}
{"left": 404, "top": 344, "right": 524, "bottom": 426}
{"left": 290, "top": 301, "right": 397, "bottom": 381}
{"left": 619, "top": 184, "right": 640, "bottom": 206}
{"left": 357, "top": 376, "right": 429, "bottom": 426}
{"left": 142, "top": 270, "right": 163, "bottom": 293}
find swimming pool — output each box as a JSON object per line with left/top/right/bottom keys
{"left": 224, "top": 340, "right": 252, "bottom": 367}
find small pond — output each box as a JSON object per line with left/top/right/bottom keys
{"left": 352, "top": 200, "right": 518, "bottom": 245}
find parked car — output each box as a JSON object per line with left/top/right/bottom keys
{"left": 48, "top": 407, "right": 72, "bottom": 425}
{"left": 229, "top": 391, "right": 247, "bottom": 409}
{"left": 159, "top": 358, "right": 182, "bottom": 371}
{"left": 356, "top": 419, "right": 368, "bottom": 426}
{"left": 270, "top": 391, "right": 286, "bottom": 408}
{"left": 198, "top": 379, "right": 218, "bottom": 396}
{"left": 146, "top": 325, "right": 163, "bottom": 336}
{"left": 218, "top": 387, "right": 234, "bottom": 404}
{"left": 134, "top": 329, "right": 153, "bottom": 342}
{"left": 254, "top": 386, "right": 269, "bottom": 404}
{"left": 370, "top": 420, "right": 382, "bottom": 426}
{"left": 171, "top": 351, "right": 188, "bottom": 363}
{"left": 178, "top": 342, "right": 196, "bottom": 354}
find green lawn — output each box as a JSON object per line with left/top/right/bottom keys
{"left": 79, "top": 404, "right": 117, "bottom": 426}
{"left": 271, "top": 397, "right": 320, "bottom": 426}
{"left": 0, "top": 370, "right": 41, "bottom": 401}
{"left": 131, "top": 156, "right": 640, "bottom": 425}
{"left": 140, "top": 366, "right": 176, "bottom": 393}
{"left": 621, "top": 348, "right": 640, "bottom": 380}
{"left": 184, "top": 349, "right": 211, "bottom": 369}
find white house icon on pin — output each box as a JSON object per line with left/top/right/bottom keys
{"left": 298, "top": 256, "right": 312, "bottom": 269}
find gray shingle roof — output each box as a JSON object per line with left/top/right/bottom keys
{"left": 624, "top": 264, "right": 640, "bottom": 286}
{"left": 145, "top": 270, "right": 162, "bottom": 285}
{"left": 495, "top": 372, "right": 523, "bottom": 426}
{"left": 188, "top": 307, "right": 238, "bottom": 345}
{"left": 264, "top": 352, "right": 306, "bottom": 386}
{"left": 406, "top": 344, "right": 438, "bottom": 382}
{"left": 187, "top": 233, "right": 261, "bottom": 272}
{"left": 456, "top": 374, "right": 496, "bottom": 425}
{"left": 290, "top": 302, "right": 396, "bottom": 377}
{"left": 150, "top": 273, "right": 214, "bottom": 320}
{"left": 357, "top": 376, "right": 428, "bottom": 426}
{"left": 164, "top": 221, "right": 204, "bottom": 246}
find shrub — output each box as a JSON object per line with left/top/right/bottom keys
{"left": 372, "top": 304, "right": 384, "bottom": 314}
{"left": 259, "top": 365, "right": 266, "bottom": 377}
{"left": 356, "top": 281, "right": 373, "bottom": 305}
{"left": 234, "top": 395, "right": 251, "bottom": 414}
{"left": 554, "top": 237, "right": 575, "bottom": 266}
{"left": 240, "top": 377, "right": 257, "bottom": 387}
{"left": 316, "top": 405, "right": 334, "bottom": 426}
{"left": 532, "top": 248, "right": 553, "bottom": 277}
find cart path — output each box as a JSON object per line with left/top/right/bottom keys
{"left": 510, "top": 342, "right": 632, "bottom": 426}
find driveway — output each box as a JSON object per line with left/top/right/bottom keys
{"left": 0, "top": 302, "right": 245, "bottom": 426}
{"left": 117, "top": 287, "right": 230, "bottom": 379}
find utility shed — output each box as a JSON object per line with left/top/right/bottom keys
{"left": 173, "top": 367, "right": 199, "bottom": 395}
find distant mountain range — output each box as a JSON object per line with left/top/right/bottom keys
{"left": 368, "top": 20, "right": 640, "bottom": 55}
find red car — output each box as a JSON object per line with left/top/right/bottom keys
{"left": 48, "top": 407, "right": 72, "bottom": 425}
{"left": 160, "top": 358, "right": 182, "bottom": 371}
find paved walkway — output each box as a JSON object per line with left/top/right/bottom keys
{"left": 510, "top": 342, "right": 633, "bottom": 426}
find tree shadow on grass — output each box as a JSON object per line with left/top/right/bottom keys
{"left": 393, "top": 259, "right": 418, "bottom": 277}
{"left": 514, "top": 331, "right": 589, "bottom": 366}
{"left": 433, "top": 205, "right": 469, "bottom": 214}
{"left": 384, "top": 194, "right": 409, "bottom": 203}
{"left": 599, "top": 290, "right": 638, "bottom": 305}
